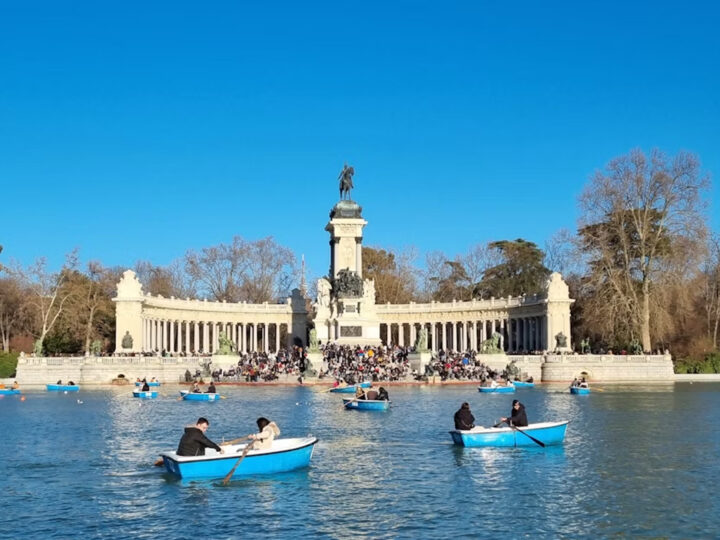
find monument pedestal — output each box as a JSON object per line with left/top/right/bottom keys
{"left": 408, "top": 351, "right": 432, "bottom": 375}
{"left": 211, "top": 354, "right": 240, "bottom": 371}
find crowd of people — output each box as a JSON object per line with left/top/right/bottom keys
{"left": 182, "top": 344, "right": 531, "bottom": 385}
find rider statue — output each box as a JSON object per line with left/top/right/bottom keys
{"left": 338, "top": 163, "right": 355, "bottom": 200}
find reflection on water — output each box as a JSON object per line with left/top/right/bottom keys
{"left": 4, "top": 383, "right": 720, "bottom": 538}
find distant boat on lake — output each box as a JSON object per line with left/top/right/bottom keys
{"left": 450, "top": 421, "right": 569, "bottom": 447}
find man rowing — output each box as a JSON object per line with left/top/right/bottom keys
{"left": 501, "top": 399, "right": 528, "bottom": 427}
{"left": 177, "top": 417, "right": 225, "bottom": 457}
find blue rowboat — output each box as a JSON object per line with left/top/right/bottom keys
{"left": 513, "top": 381, "right": 535, "bottom": 388}
{"left": 133, "top": 390, "right": 158, "bottom": 399}
{"left": 0, "top": 389, "right": 21, "bottom": 395}
{"left": 160, "top": 437, "right": 318, "bottom": 479}
{"left": 180, "top": 391, "right": 221, "bottom": 402}
{"left": 329, "top": 382, "right": 372, "bottom": 394}
{"left": 478, "top": 385, "right": 516, "bottom": 394}
{"left": 135, "top": 381, "right": 161, "bottom": 387}
{"left": 342, "top": 398, "right": 390, "bottom": 411}
{"left": 570, "top": 387, "right": 591, "bottom": 395}
{"left": 46, "top": 384, "right": 80, "bottom": 392}
{"left": 450, "top": 421, "right": 569, "bottom": 447}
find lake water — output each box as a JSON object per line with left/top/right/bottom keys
{"left": 2, "top": 383, "right": 719, "bottom": 539}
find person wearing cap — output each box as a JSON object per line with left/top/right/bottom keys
{"left": 502, "top": 400, "right": 528, "bottom": 427}
{"left": 454, "top": 402, "right": 475, "bottom": 430}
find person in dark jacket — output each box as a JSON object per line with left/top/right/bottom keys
{"left": 141, "top": 381, "right": 150, "bottom": 391}
{"left": 454, "top": 402, "right": 475, "bottom": 430}
{"left": 377, "top": 387, "right": 389, "bottom": 401}
{"left": 176, "top": 417, "right": 225, "bottom": 457}
{"left": 502, "top": 400, "right": 528, "bottom": 427}
{"left": 207, "top": 381, "right": 216, "bottom": 393}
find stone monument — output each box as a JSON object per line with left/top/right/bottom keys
{"left": 313, "top": 165, "right": 381, "bottom": 346}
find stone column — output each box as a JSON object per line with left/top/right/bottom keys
{"left": 193, "top": 321, "right": 199, "bottom": 353}
{"left": 252, "top": 324, "right": 257, "bottom": 352}
{"left": 204, "top": 322, "right": 210, "bottom": 353}
{"left": 264, "top": 324, "right": 269, "bottom": 353}
{"left": 356, "top": 239, "right": 363, "bottom": 275}
{"left": 410, "top": 323, "right": 416, "bottom": 347}
{"left": 500, "top": 319, "right": 506, "bottom": 351}
{"left": 275, "top": 323, "right": 280, "bottom": 352}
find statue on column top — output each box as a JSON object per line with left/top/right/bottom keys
{"left": 338, "top": 163, "right": 355, "bottom": 200}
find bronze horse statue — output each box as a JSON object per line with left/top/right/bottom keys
{"left": 338, "top": 164, "right": 355, "bottom": 200}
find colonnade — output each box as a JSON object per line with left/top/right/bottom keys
{"left": 141, "top": 319, "right": 289, "bottom": 354}
{"left": 381, "top": 315, "right": 547, "bottom": 352}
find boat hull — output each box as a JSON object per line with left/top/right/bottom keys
{"left": 450, "top": 421, "right": 569, "bottom": 447}
{"left": 180, "top": 391, "right": 220, "bottom": 401}
{"left": 570, "top": 387, "right": 591, "bottom": 395}
{"left": 342, "top": 399, "right": 390, "bottom": 411}
{"left": 0, "top": 389, "right": 21, "bottom": 395}
{"left": 329, "top": 382, "right": 372, "bottom": 394}
{"left": 133, "top": 391, "right": 158, "bottom": 399}
{"left": 135, "top": 382, "right": 161, "bottom": 387}
{"left": 478, "top": 386, "right": 516, "bottom": 393}
{"left": 46, "top": 385, "right": 80, "bottom": 392}
{"left": 513, "top": 381, "right": 535, "bottom": 388}
{"left": 161, "top": 437, "right": 318, "bottom": 479}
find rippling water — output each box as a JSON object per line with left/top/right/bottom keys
{"left": 2, "top": 383, "right": 719, "bottom": 539}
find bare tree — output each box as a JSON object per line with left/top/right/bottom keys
{"left": 185, "top": 236, "right": 296, "bottom": 303}
{"left": 0, "top": 276, "right": 29, "bottom": 351}
{"left": 9, "top": 251, "right": 79, "bottom": 352}
{"left": 578, "top": 149, "right": 709, "bottom": 352}
{"left": 702, "top": 234, "right": 720, "bottom": 348}
{"left": 134, "top": 259, "right": 196, "bottom": 298}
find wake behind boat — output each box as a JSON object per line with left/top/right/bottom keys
{"left": 450, "top": 421, "right": 569, "bottom": 447}
{"left": 159, "top": 437, "right": 318, "bottom": 479}
{"left": 180, "top": 390, "right": 221, "bottom": 401}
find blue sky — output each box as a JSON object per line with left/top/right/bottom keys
{"left": 1, "top": 0, "right": 718, "bottom": 281}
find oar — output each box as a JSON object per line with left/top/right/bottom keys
{"left": 153, "top": 457, "right": 164, "bottom": 467}
{"left": 222, "top": 441, "right": 255, "bottom": 485}
{"left": 221, "top": 435, "right": 253, "bottom": 446}
{"left": 501, "top": 420, "right": 545, "bottom": 448}
{"left": 343, "top": 392, "right": 367, "bottom": 407}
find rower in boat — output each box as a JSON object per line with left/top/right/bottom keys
{"left": 177, "top": 417, "right": 225, "bottom": 457}
{"left": 376, "top": 387, "right": 389, "bottom": 401}
{"left": 223, "top": 418, "right": 281, "bottom": 450}
{"left": 501, "top": 399, "right": 528, "bottom": 427}
{"left": 12, "top": 381, "right": 20, "bottom": 390}
{"left": 207, "top": 381, "right": 217, "bottom": 393}
{"left": 191, "top": 382, "right": 202, "bottom": 393}
{"left": 141, "top": 380, "right": 150, "bottom": 392}
{"left": 579, "top": 377, "right": 589, "bottom": 388}
{"left": 454, "top": 402, "right": 475, "bottom": 430}
{"left": 355, "top": 386, "right": 367, "bottom": 400}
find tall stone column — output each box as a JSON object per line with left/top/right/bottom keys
{"left": 193, "top": 321, "right": 199, "bottom": 353}
{"left": 275, "top": 323, "right": 280, "bottom": 352}
{"left": 410, "top": 323, "right": 416, "bottom": 346}
{"left": 204, "top": 322, "right": 210, "bottom": 353}
{"left": 500, "top": 319, "right": 506, "bottom": 351}
{"left": 264, "top": 324, "right": 269, "bottom": 353}
{"left": 432, "top": 323, "right": 437, "bottom": 352}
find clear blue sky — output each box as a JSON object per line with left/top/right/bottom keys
{"left": 2, "top": 0, "right": 718, "bottom": 281}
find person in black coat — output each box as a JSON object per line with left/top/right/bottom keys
{"left": 502, "top": 400, "right": 528, "bottom": 427}
{"left": 454, "top": 402, "right": 475, "bottom": 430}
{"left": 207, "top": 381, "right": 216, "bottom": 393}
{"left": 176, "top": 417, "right": 225, "bottom": 457}
{"left": 141, "top": 381, "right": 150, "bottom": 391}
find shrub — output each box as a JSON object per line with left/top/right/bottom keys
{"left": 0, "top": 352, "right": 19, "bottom": 378}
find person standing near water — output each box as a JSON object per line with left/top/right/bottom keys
{"left": 454, "top": 402, "right": 475, "bottom": 430}
{"left": 501, "top": 400, "right": 528, "bottom": 427}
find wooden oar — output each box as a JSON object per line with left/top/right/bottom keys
{"left": 221, "top": 435, "right": 253, "bottom": 446}
{"left": 343, "top": 392, "right": 367, "bottom": 407}
{"left": 501, "top": 420, "right": 545, "bottom": 448}
{"left": 153, "top": 457, "right": 164, "bottom": 467}
{"left": 222, "top": 441, "right": 255, "bottom": 485}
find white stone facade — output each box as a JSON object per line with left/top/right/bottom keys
{"left": 113, "top": 270, "right": 307, "bottom": 354}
